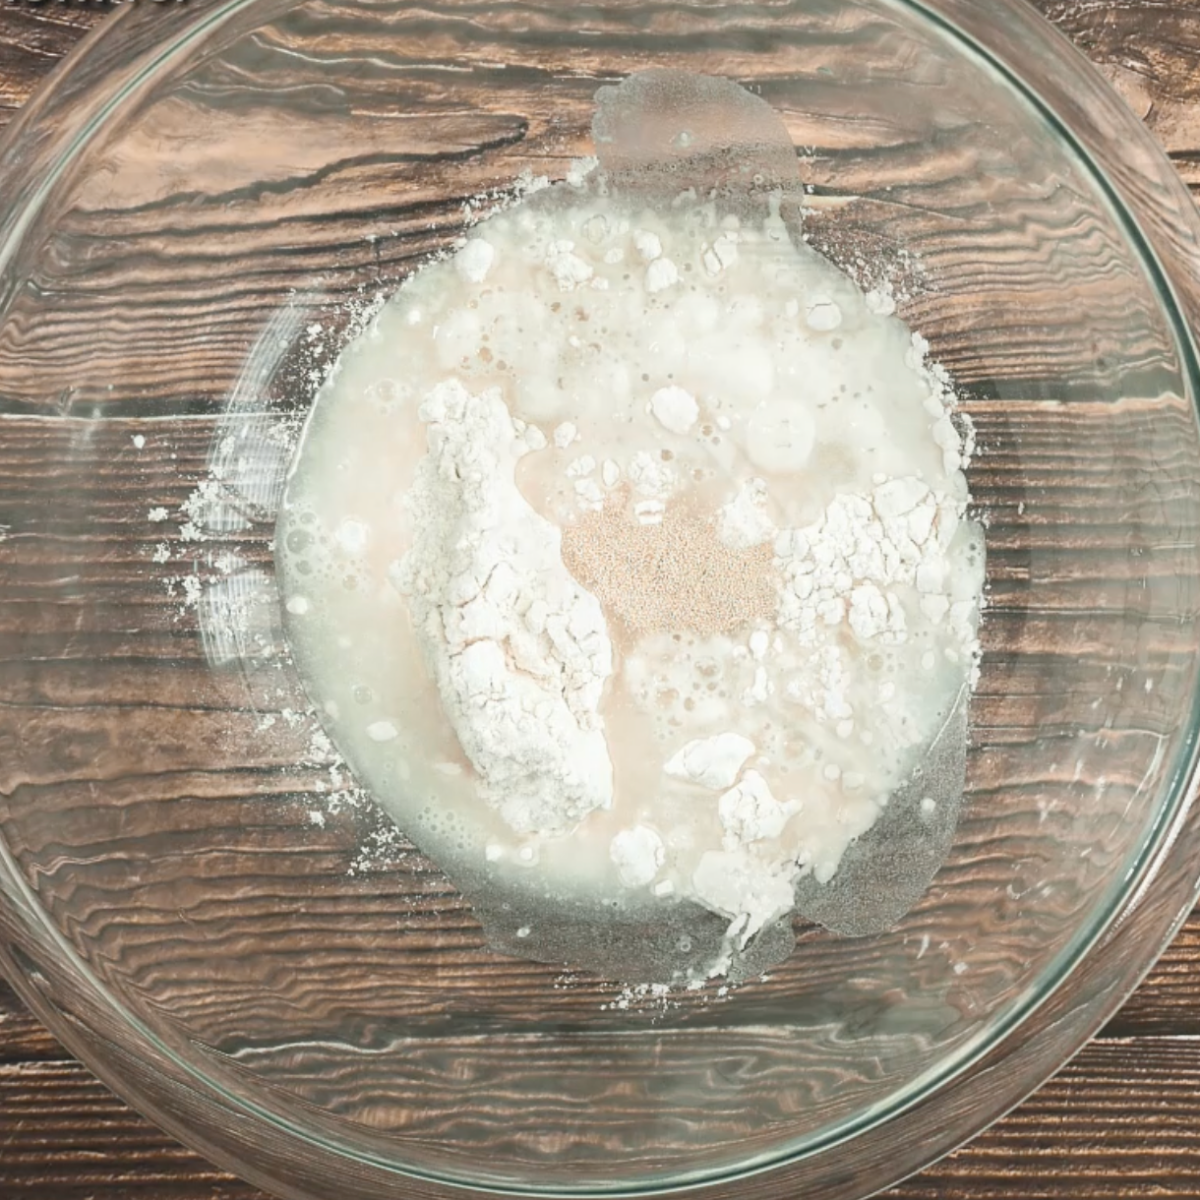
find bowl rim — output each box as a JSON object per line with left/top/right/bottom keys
{"left": 2, "top": 1, "right": 1200, "bottom": 1198}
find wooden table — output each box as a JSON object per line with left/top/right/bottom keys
{"left": 2, "top": 1, "right": 1200, "bottom": 1196}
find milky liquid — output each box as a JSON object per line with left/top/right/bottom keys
{"left": 277, "top": 159, "right": 984, "bottom": 981}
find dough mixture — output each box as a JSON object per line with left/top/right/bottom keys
{"left": 277, "top": 72, "right": 984, "bottom": 983}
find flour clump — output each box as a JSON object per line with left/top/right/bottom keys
{"left": 392, "top": 379, "right": 614, "bottom": 836}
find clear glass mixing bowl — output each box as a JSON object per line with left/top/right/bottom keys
{"left": 2, "top": 2, "right": 1200, "bottom": 1198}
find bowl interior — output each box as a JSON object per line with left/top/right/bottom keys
{"left": 1, "top": 0, "right": 1199, "bottom": 1193}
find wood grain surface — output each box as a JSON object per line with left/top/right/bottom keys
{"left": 3, "top": 1, "right": 1200, "bottom": 1198}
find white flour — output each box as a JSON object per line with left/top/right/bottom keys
{"left": 391, "top": 378, "right": 614, "bottom": 836}
{"left": 664, "top": 733, "right": 756, "bottom": 790}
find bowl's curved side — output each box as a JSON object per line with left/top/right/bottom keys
{"left": 0, "top": 2, "right": 1199, "bottom": 1199}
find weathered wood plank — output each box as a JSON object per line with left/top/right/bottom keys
{"left": 888, "top": 1036, "right": 1200, "bottom": 1198}
{"left": 0, "top": 7, "right": 107, "bottom": 131}
{"left": 1031, "top": 0, "right": 1200, "bottom": 189}
{"left": 0, "top": 979, "right": 60, "bottom": 1062}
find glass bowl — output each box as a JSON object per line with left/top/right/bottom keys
{"left": 2, "top": 2, "right": 1200, "bottom": 1198}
